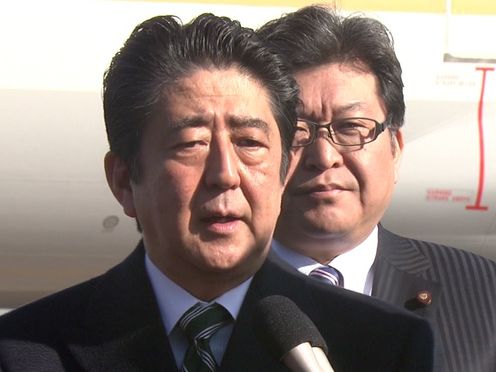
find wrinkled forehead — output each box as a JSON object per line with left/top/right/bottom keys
{"left": 145, "top": 67, "right": 277, "bottom": 135}
{"left": 294, "top": 62, "right": 385, "bottom": 121}
{"left": 159, "top": 66, "right": 273, "bottom": 114}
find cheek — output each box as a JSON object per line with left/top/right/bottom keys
{"left": 152, "top": 167, "right": 201, "bottom": 216}
{"left": 260, "top": 183, "right": 284, "bottom": 223}
{"left": 244, "top": 165, "right": 284, "bottom": 216}
{"left": 346, "top": 149, "right": 396, "bottom": 193}
{"left": 361, "top": 154, "right": 398, "bottom": 203}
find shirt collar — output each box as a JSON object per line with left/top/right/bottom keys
{"left": 145, "top": 254, "right": 252, "bottom": 335}
{"left": 272, "top": 226, "right": 377, "bottom": 295}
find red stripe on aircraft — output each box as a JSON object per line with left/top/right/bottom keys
{"left": 466, "top": 66, "right": 493, "bottom": 211}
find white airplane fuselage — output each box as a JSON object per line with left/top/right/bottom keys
{"left": 1, "top": 0, "right": 495, "bottom": 308}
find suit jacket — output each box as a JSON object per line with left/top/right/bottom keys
{"left": 373, "top": 226, "right": 496, "bottom": 372}
{"left": 0, "top": 242, "right": 433, "bottom": 372}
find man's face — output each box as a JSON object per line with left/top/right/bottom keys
{"left": 275, "top": 62, "right": 402, "bottom": 260}
{"left": 110, "top": 67, "right": 284, "bottom": 296}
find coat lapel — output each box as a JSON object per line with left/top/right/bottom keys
{"left": 374, "top": 227, "right": 446, "bottom": 370}
{"left": 64, "top": 246, "right": 308, "bottom": 372}
{"left": 66, "top": 243, "right": 177, "bottom": 372}
{"left": 373, "top": 226, "right": 441, "bottom": 318}
{"left": 220, "top": 253, "right": 315, "bottom": 372}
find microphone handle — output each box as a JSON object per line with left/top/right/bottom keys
{"left": 312, "top": 347, "right": 335, "bottom": 372}
{"left": 282, "top": 342, "right": 324, "bottom": 372}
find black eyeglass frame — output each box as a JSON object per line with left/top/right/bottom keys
{"left": 292, "top": 117, "right": 389, "bottom": 147}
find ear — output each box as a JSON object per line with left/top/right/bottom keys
{"left": 392, "top": 130, "right": 404, "bottom": 183}
{"left": 104, "top": 152, "right": 137, "bottom": 218}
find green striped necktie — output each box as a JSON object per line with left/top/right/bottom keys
{"left": 179, "top": 302, "right": 232, "bottom": 372}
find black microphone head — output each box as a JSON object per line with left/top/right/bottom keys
{"left": 252, "top": 295, "right": 328, "bottom": 360}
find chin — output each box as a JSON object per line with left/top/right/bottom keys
{"left": 301, "top": 218, "right": 351, "bottom": 237}
{"left": 197, "top": 251, "right": 246, "bottom": 271}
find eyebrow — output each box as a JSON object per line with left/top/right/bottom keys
{"left": 229, "top": 116, "right": 270, "bottom": 135}
{"left": 298, "top": 101, "right": 366, "bottom": 121}
{"left": 165, "top": 114, "right": 271, "bottom": 135}
{"left": 332, "top": 102, "right": 366, "bottom": 117}
{"left": 167, "top": 115, "right": 210, "bottom": 130}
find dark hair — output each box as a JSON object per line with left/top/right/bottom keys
{"left": 103, "top": 13, "right": 299, "bottom": 182}
{"left": 258, "top": 5, "right": 405, "bottom": 132}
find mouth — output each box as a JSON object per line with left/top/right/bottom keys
{"left": 201, "top": 213, "right": 242, "bottom": 234}
{"left": 202, "top": 215, "right": 239, "bottom": 223}
{"left": 297, "top": 183, "right": 348, "bottom": 196}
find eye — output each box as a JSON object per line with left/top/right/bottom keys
{"left": 236, "top": 137, "right": 267, "bottom": 150}
{"left": 182, "top": 141, "right": 203, "bottom": 148}
{"left": 237, "top": 137, "right": 264, "bottom": 148}
{"left": 170, "top": 139, "right": 210, "bottom": 159}
{"left": 295, "top": 125, "right": 310, "bottom": 134}
{"left": 333, "top": 119, "right": 364, "bottom": 131}
{"left": 233, "top": 127, "right": 269, "bottom": 150}
{"left": 293, "top": 120, "right": 313, "bottom": 142}
{"left": 174, "top": 140, "right": 206, "bottom": 150}
{"left": 169, "top": 126, "right": 211, "bottom": 154}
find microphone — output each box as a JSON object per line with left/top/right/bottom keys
{"left": 253, "top": 295, "right": 335, "bottom": 372}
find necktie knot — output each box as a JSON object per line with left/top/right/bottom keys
{"left": 179, "top": 302, "right": 232, "bottom": 372}
{"left": 309, "top": 265, "right": 344, "bottom": 287}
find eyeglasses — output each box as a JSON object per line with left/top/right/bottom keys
{"left": 292, "top": 117, "right": 388, "bottom": 147}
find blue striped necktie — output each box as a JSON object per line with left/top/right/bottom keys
{"left": 309, "top": 265, "right": 344, "bottom": 287}
{"left": 179, "top": 302, "right": 232, "bottom": 372}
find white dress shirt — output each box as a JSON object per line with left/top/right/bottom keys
{"left": 145, "top": 254, "right": 252, "bottom": 368}
{"left": 272, "top": 226, "right": 378, "bottom": 295}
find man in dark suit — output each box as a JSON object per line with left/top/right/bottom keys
{"left": 0, "top": 13, "right": 434, "bottom": 371}
{"left": 259, "top": 5, "right": 496, "bottom": 372}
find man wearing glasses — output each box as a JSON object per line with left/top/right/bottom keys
{"left": 259, "top": 5, "right": 496, "bottom": 372}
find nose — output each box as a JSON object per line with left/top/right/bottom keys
{"left": 204, "top": 137, "right": 241, "bottom": 189}
{"left": 304, "top": 131, "right": 343, "bottom": 170}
